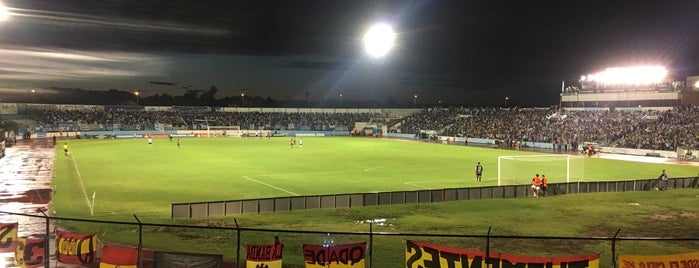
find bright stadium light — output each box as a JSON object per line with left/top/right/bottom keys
{"left": 582, "top": 65, "right": 668, "bottom": 85}
{"left": 0, "top": 3, "right": 9, "bottom": 22}
{"left": 363, "top": 23, "right": 395, "bottom": 58}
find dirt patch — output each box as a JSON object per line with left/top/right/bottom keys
{"left": 650, "top": 213, "right": 676, "bottom": 221}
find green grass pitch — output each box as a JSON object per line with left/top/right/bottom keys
{"left": 49, "top": 136, "right": 699, "bottom": 266}
{"left": 52, "top": 136, "right": 697, "bottom": 219}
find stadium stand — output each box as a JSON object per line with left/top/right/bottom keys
{"left": 16, "top": 104, "right": 699, "bottom": 151}
{"left": 396, "top": 106, "right": 699, "bottom": 151}
{"left": 23, "top": 106, "right": 377, "bottom": 132}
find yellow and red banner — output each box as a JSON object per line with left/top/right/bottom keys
{"left": 619, "top": 252, "right": 699, "bottom": 268}
{"left": 246, "top": 242, "right": 284, "bottom": 268}
{"left": 0, "top": 222, "right": 19, "bottom": 253}
{"left": 303, "top": 242, "right": 366, "bottom": 268}
{"left": 55, "top": 230, "right": 97, "bottom": 264}
{"left": 14, "top": 236, "right": 46, "bottom": 268}
{"left": 99, "top": 245, "right": 139, "bottom": 268}
{"left": 406, "top": 240, "right": 599, "bottom": 268}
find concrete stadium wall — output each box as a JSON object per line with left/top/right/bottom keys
{"left": 171, "top": 177, "right": 699, "bottom": 219}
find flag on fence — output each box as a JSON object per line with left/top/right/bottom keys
{"left": 246, "top": 242, "right": 284, "bottom": 268}
{"left": 14, "top": 236, "right": 46, "bottom": 268}
{"left": 55, "top": 230, "right": 97, "bottom": 265}
{"left": 99, "top": 245, "right": 139, "bottom": 268}
{"left": 303, "top": 243, "right": 366, "bottom": 268}
{"left": 619, "top": 251, "right": 699, "bottom": 268}
{"left": 0, "top": 222, "right": 18, "bottom": 253}
{"left": 406, "top": 240, "right": 600, "bottom": 268}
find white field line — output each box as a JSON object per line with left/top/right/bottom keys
{"left": 243, "top": 176, "right": 299, "bottom": 196}
{"left": 70, "top": 156, "right": 93, "bottom": 212}
{"left": 404, "top": 180, "right": 465, "bottom": 189}
{"left": 246, "top": 165, "right": 420, "bottom": 178}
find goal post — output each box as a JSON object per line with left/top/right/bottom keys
{"left": 497, "top": 154, "right": 585, "bottom": 186}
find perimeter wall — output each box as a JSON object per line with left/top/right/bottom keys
{"left": 171, "top": 177, "right": 699, "bottom": 219}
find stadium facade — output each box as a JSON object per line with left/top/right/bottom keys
{"left": 560, "top": 72, "right": 699, "bottom": 109}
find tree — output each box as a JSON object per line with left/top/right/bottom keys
{"left": 200, "top": 86, "right": 219, "bottom": 106}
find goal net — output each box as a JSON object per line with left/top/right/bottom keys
{"left": 206, "top": 126, "right": 242, "bottom": 137}
{"left": 497, "top": 154, "right": 585, "bottom": 186}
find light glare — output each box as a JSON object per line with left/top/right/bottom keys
{"left": 363, "top": 23, "right": 395, "bottom": 58}
{"left": 0, "top": 3, "right": 9, "bottom": 21}
{"left": 581, "top": 66, "right": 667, "bottom": 85}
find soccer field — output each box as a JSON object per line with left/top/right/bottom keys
{"left": 51, "top": 136, "right": 698, "bottom": 219}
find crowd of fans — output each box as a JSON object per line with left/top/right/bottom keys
{"left": 398, "top": 106, "right": 699, "bottom": 151}
{"left": 23, "top": 105, "right": 699, "bottom": 151}
{"left": 25, "top": 107, "right": 376, "bottom": 132}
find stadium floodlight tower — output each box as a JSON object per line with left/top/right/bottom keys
{"left": 363, "top": 23, "right": 395, "bottom": 58}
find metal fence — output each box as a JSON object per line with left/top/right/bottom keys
{"left": 1, "top": 209, "right": 698, "bottom": 268}
{"left": 172, "top": 177, "right": 699, "bottom": 219}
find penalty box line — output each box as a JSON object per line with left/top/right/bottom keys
{"left": 243, "top": 176, "right": 299, "bottom": 196}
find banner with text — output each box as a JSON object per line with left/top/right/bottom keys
{"left": 619, "top": 252, "right": 699, "bottom": 268}
{"left": 99, "top": 245, "right": 139, "bottom": 268}
{"left": 406, "top": 240, "right": 599, "bottom": 268}
{"left": 303, "top": 243, "right": 366, "bottom": 268}
{"left": 246, "top": 242, "right": 284, "bottom": 268}
{"left": 14, "top": 236, "right": 46, "bottom": 268}
{"left": 0, "top": 222, "right": 18, "bottom": 253}
{"left": 55, "top": 230, "right": 97, "bottom": 265}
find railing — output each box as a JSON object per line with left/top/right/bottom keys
{"left": 2, "top": 210, "right": 698, "bottom": 268}
{"left": 172, "top": 177, "right": 699, "bottom": 219}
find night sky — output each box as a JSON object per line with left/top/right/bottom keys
{"left": 0, "top": 0, "right": 697, "bottom": 106}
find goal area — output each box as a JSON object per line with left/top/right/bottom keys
{"left": 497, "top": 155, "right": 585, "bottom": 186}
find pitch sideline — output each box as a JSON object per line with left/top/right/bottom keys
{"left": 69, "top": 155, "right": 94, "bottom": 213}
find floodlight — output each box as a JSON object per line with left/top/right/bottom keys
{"left": 0, "top": 3, "right": 9, "bottom": 22}
{"left": 582, "top": 65, "right": 667, "bottom": 85}
{"left": 363, "top": 23, "right": 395, "bottom": 58}
{"left": 695, "top": 81, "right": 699, "bottom": 88}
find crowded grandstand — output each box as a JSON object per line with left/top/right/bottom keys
{"left": 1, "top": 65, "right": 698, "bottom": 160}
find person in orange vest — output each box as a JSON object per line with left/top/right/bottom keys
{"left": 540, "top": 175, "right": 548, "bottom": 197}
{"left": 531, "top": 174, "right": 541, "bottom": 197}
{"left": 587, "top": 143, "right": 593, "bottom": 157}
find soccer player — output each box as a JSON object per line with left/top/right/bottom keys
{"left": 531, "top": 174, "right": 541, "bottom": 197}
{"left": 299, "top": 138, "right": 303, "bottom": 148}
{"left": 177, "top": 138, "right": 181, "bottom": 149}
{"left": 540, "top": 175, "right": 548, "bottom": 197}
{"left": 475, "top": 162, "right": 483, "bottom": 182}
{"left": 148, "top": 136, "right": 153, "bottom": 147}
{"left": 658, "top": 169, "right": 668, "bottom": 191}
{"left": 63, "top": 143, "right": 69, "bottom": 156}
